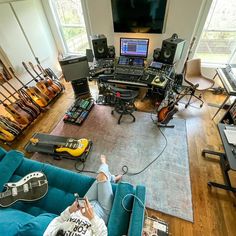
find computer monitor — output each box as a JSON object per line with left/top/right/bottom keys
{"left": 120, "top": 38, "right": 149, "bottom": 58}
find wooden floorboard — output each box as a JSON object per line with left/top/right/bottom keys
{"left": 1, "top": 81, "right": 236, "bottom": 236}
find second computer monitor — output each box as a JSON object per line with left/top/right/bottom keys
{"left": 120, "top": 38, "right": 149, "bottom": 58}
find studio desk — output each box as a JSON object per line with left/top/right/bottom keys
{"left": 91, "top": 61, "right": 175, "bottom": 97}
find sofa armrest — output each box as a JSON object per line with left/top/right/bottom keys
{"left": 128, "top": 185, "right": 146, "bottom": 236}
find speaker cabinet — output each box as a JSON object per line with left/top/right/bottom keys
{"left": 91, "top": 34, "right": 108, "bottom": 59}
{"left": 107, "top": 45, "right": 115, "bottom": 58}
{"left": 153, "top": 48, "right": 161, "bottom": 61}
{"left": 71, "top": 78, "right": 90, "bottom": 97}
{"left": 59, "top": 56, "right": 89, "bottom": 82}
{"left": 160, "top": 37, "right": 186, "bottom": 65}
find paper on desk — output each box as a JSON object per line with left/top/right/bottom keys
{"left": 224, "top": 129, "right": 236, "bottom": 144}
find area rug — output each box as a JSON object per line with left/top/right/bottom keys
{"left": 32, "top": 105, "right": 193, "bottom": 222}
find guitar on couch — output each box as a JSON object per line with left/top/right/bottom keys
{"left": 0, "top": 171, "right": 48, "bottom": 207}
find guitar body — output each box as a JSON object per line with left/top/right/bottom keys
{"left": 26, "top": 87, "right": 50, "bottom": 107}
{"left": 36, "top": 81, "right": 55, "bottom": 99}
{"left": 0, "top": 127, "right": 15, "bottom": 141}
{"left": 55, "top": 138, "right": 89, "bottom": 157}
{"left": 4, "top": 104, "right": 30, "bottom": 125}
{"left": 0, "top": 171, "right": 48, "bottom": 207}
{"left": 158, "top": 104, "right": 178, "bottom": 124}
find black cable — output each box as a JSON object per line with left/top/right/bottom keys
{"left": 73, "top": 110, "right": 168, "bottom": 177}
{"left": 74, "top": 161, "right": 97, "bottom": 174}
{"left": 121, "top": 111, "right": 168, "bottom": 176}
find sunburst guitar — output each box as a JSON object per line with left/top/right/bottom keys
{"left": 0, "top": 172, "right": 48, "bottom": 207}
{"left": 30, "top": 137, "right": 90, "bottom": 157}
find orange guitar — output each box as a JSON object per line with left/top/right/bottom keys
{"left": 9, "top": 67, "right": 50, "bottom": 108}
{"left": 22, "top": 62, "right": 55, "bottom": 100}
{"left": 28, "top": 62, "right": 59, "bottom": 96}
{"left": 0, "top": 97, "right": 30, "bottom": 126}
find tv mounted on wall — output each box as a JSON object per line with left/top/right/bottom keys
{"left": 111, "top": 0, "right": 168, "bottom": 34}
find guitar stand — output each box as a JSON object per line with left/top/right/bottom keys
{"left": 25, "top": 133, "right": 93, "bottom": 163}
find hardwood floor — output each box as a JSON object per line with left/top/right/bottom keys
{"left": 1, "top": 81, "right": 236, "bottom": 236}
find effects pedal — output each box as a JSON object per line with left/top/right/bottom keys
{"left": 63, "top": 98, "right": 94, "bottom": 125}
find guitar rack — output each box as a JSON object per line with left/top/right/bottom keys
{"left": 0, "top": 58, "right": 64, "bottom": 144}
{"left": 63, "top": 98, "right": 94, "bottom": 125}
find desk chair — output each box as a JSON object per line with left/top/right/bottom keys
{"left": 109, "top": 85, "right": 139, "bottom": 124}
{"left": 184, "top": 58, "right": 215, "bottom": 108}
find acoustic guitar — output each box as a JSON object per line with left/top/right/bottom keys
{"left": 0, "top": 171, "right": 48, "bottom": 207}
{"left": 0, "top": 81, "right": 36, "bottom": 121}
{"left": 0, "top": 96, "right": 31, "bottom": 126}
{"left": 22, "top": 62, "right": 55, "bottom": 100}
{"left": 35, "top": 57, "right": 65, "bottom": 92}
{"left": 1, "top": 74, "right": 41, "bottom": 117}
{"left": 30, "top": 138, "right": 90, "bottom": 157}
{"left": 9, "top": 67, "right": 50, "bottom": 108}
{"left": 28, "top": 62, "right": 59, "bottom": 94}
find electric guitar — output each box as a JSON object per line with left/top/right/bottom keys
{"left": 0, "top": 126, "right": 15, "bottom": 142}
{"left": 0, "top": 171, "right": 48, "bottom": 207}
{"left": 30, "top": 138, "right": 90, "bottom": 157}
{"left": 158, "top": 86, "right": 195, "bottom": 124}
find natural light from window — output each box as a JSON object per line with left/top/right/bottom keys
{"left": 51, "top": 0, "right": 89, "bottom": 54}
{"left": 195, "top": 0, "right": 236, "bottom": 65}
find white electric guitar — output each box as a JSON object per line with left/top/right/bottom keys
{"left": 0, "top": 171, "right": 48, "bottom": 207}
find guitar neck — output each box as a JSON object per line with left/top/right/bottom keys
{"left": 36, "top": 140, "right": 66, "bottom": 146}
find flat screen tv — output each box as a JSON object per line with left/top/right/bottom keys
{"left": 111, "top": 0, "right": 168, "bottom": 34}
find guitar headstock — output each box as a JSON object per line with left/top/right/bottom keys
{"left": 30, "top": 138, "right": 39, "bottom": 145}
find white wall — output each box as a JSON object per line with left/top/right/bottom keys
{"left": 85, "top": 0, "right": 205, "bottom": 72}
{"left": 0, "top": 0, "right": 59, "bottom": 75}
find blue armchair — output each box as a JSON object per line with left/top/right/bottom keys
{"left": 0, "top": 148, "right": 146, "bottom": 236}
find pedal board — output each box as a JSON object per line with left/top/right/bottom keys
{"left": 63, "top": 98, "right": 94, "bottom": 125}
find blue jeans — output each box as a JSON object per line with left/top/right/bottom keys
{"left": 85, "top": 163, "right": 115, "bottom": 224}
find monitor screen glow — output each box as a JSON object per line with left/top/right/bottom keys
{"left": 120, "top": 38, "right": 149, "bottom": 58}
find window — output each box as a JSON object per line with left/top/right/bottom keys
{"left": 51, "top": 0, "right": 89, "bottom": 54}
{"left": 195, "top": 0, "right": 236, "bottom": 65}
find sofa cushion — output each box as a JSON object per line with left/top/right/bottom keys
{"left": 0, "top": 208, "right": 34, "bottom": 236}
{"left": 18, "top": 213, "right": 57, "bottom": 236}
{"left": 108, "top": 182, "right": 134, "bottom": 236}
{"left": 9, "top": 158, "right": 95, "bottom": 215}
{"left": 0, "top": 150, "right": 23, "bottom": 191}
{"left": 0, "top": 147, "right": 6, "bottom": 160}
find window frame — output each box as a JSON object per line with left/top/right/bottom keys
{"left": 41, "top": 0, "right": 91, "bottom": 55}
{"left": 194, "top": 0, "right": 236, "bottom": 66}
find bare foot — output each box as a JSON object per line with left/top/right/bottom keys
{"left": 100, "top": 155, "right": 106, "bottom": 164}
{"left": 115, "top": 175, "right": 122, "bottom": 183}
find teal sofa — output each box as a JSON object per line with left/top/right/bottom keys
{"left": 0, "top": 148, "right": 146, "bottom": 236}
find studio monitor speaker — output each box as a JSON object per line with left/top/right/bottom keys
{"left": 153, "top": 48, "right": 161, "bottom": 61}
{"left": 107, "top": 45, "right": 116, "bottom": 58}
{"left": 160, "top": 34, "right": 186, "bottom": 65}
{"left": 91, "top": 34, "right": 108, "bottom": 59}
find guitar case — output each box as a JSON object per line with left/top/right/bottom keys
{"left": 25, "top": 133, "right": 92, "bottom": 162}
